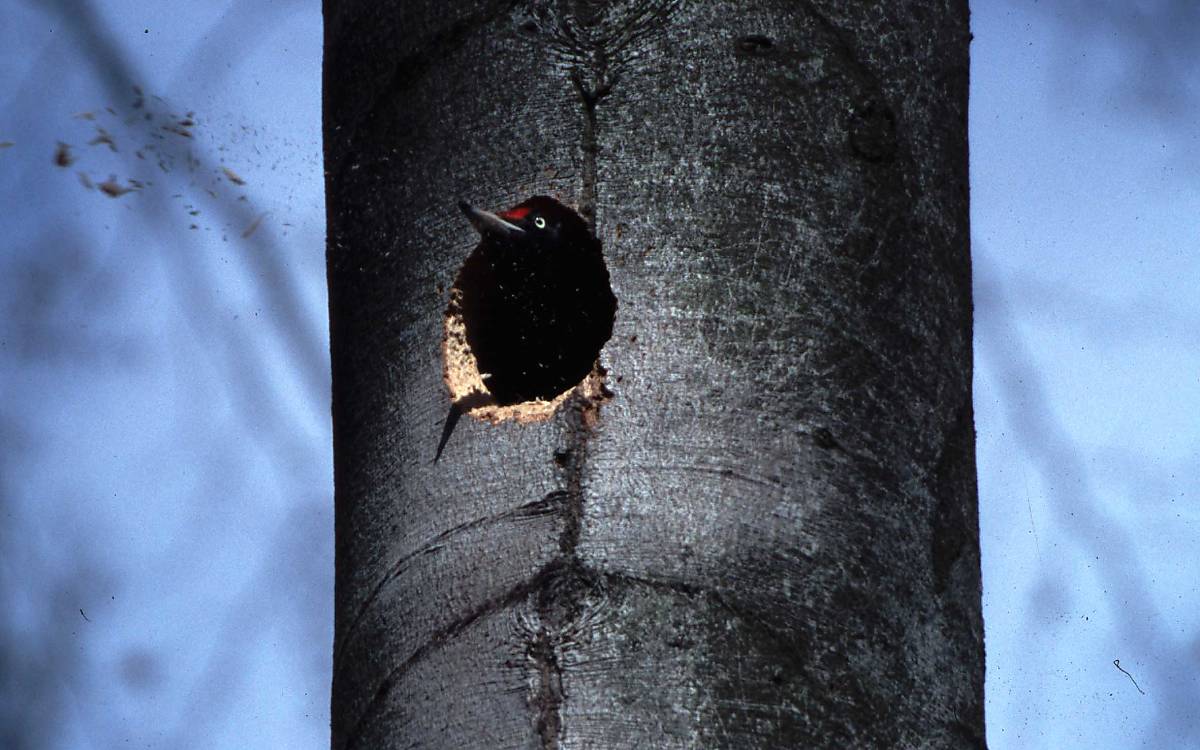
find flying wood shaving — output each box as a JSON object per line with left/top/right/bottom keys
{"left": 78, "top": 172, "right": 94, "bottom": 190}
{"left": 242, "top": 213, "right": 267, "bottom": 238}
{"left": 89, "top": 128, "right": 117, "bottom": 151}
{"left": 163, "top": 124, "right": 193, "bottom": 139}
{"left": 54, "top": 142, "right": 75, "bottom": 166}
{"left": 222, "top": 166, "right": 246, "bottom": 185}
{"left": 0, "top": 141, "right": 13, "bottom": 149}
{"left": 98, "top": 176, "right": 135, "bottom": 198}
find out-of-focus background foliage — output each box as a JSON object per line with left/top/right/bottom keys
{"left": 0, "top": 1, "right": 1195, "bottom": 747}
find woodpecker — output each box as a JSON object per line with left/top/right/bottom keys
{"left": 435, "top": 196, "right": 616, "bottom": 461}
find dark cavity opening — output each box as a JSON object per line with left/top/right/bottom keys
{"left": 454, "top": 196, "right": 617, "bottom": 406}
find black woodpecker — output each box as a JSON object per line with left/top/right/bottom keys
{"left": 435, "top": 196, "right": 616, "bottom": 461}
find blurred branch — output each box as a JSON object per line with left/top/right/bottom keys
{"left": 0, "top": 417, "right": 104, "bottom": 750}
{"left": 974, "top": 251, "right": 1200, "bottom": 745}
{"left": 998, "top": 269, "right": 1200, "bottom": 348}
{"left": 166, "top": 500, "right": 331, "bottom": 750}
{"left": 1037, "top": 0, "right": 1200, "bottom": 131}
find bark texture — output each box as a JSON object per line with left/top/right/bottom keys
{"left": 325, "top": 1, "right": 982, "bottom": 747}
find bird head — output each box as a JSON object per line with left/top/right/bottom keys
{"left": 458, "top": 196, "right": 591, "bottom": 249}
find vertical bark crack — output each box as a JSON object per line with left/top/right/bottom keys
{"left": 531, "top": 628, "right": 565, "bottom": 748}
{"left": 570, "top": 68, "right": 613, "bottom": 230}
{"left": 529, "top": 396, "right": 595, "bottom": 748}
{"left": 525, "top": 60, "right": 614, "bottom": 746}
{"left": 519, "top": 5, "right": 677, "bottom": 743}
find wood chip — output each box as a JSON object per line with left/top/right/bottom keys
{"left": 242, "top": 212, "right": 267, "bottom": 238}
{"left": 98, "top": 177, "right": 134, "bottom": 198}
{"left": 54, "top": 142, "right": 75, "bottom": 166}
{"left": 88, "top": 128, "right": 117, "bottom": 151}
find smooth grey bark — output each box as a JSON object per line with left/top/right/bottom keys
{"left": 325, "top": 1, "right": 982, "bottom": 748}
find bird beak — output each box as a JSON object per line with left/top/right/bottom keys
{"left": 459, "top": 201, "right": 525, "bottom": 238}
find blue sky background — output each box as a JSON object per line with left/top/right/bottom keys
{"left": 1, "top": 1, "right": 1195, "bottom": 747}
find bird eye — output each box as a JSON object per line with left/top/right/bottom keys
{"left": 533, "top": 216, "right": 546, "bottom": 229}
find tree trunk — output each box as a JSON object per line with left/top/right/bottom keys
{"left": 325, "top": 1, "right": 982, "bottom": 747}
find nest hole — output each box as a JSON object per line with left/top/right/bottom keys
{"left": 442, "top": 203, "right": 617, "bottom": 424}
